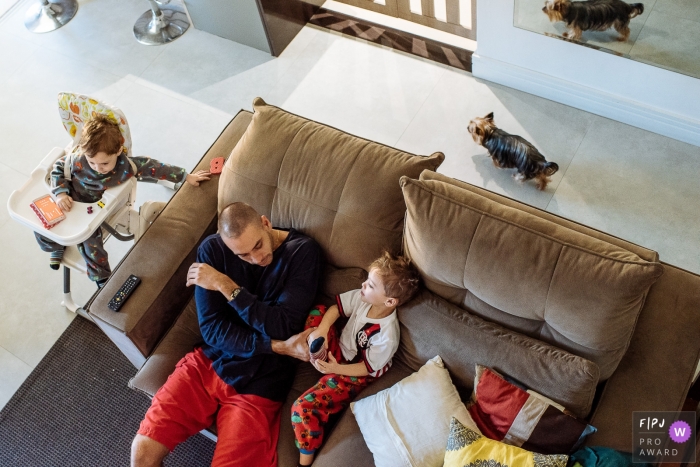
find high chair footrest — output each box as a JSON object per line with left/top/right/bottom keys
{"left": 61, "top": 245, "right": 87, "bottom": 274}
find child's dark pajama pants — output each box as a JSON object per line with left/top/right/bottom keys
{"left": 35, "top": 229, "right": 110, "bottom": 282}
{"left": 291, "top": 305, "right": 374, "bottom": 455}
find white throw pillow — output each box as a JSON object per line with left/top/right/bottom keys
{"left": 350, "top": 355, "right": 480, "bottom": 467}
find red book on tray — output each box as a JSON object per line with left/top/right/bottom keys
{"left": 30, "top": 194, "right": 66, "bottom": 229}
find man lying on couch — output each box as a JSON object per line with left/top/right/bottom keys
{"left": 130, "top": 202, "right": 323, "bottom": 467}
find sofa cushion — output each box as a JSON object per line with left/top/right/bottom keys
{"left": 443, "top": 418, "right": 569, "bottom": 467}
{"left": 420, "top": 171, "right": 659, "bottom": 263}
{"left": 469, "top": 365, "right": 596, "bottom": 455}
{"left": 128, "top": 297, "right": 203, "bottom": 397}
{"left": 400, "top": 177, "right": 664, "bottom": 380}
{"left": 351, "top": 355, "right": 480, "bottom": 467}
{"left": 395, "top": 289, "right": 598, "bottom": 418}
{"left": 218, "top": 97, "right": 444, "bottom": 270}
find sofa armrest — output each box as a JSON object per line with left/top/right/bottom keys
{"left": 588, "top": 264, "right": 700, "bottom": 450}
{"left": 88, "top": 111, "right": 253, "bottom": 368}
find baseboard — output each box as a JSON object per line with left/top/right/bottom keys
{"left": 472, "top": 54, "right": 700, "bottom": 148}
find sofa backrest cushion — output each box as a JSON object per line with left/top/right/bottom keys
{"left": 218, "top": 98, "right": 444, "bottom": 270}
{"left": 396, "top": 289, "right": 600, "bottom": 418}
{"left": 400, "top": 177, "right": 664, "bottom": 380}
{"left": 420, "top": 171, "right": 659, "bottom": 263}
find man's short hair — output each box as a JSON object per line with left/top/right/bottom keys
{"left": 219, "top": 202, "right": 262, "bottom": 239}
{"left": 79, "top": 113, "right": 123, "bottom": 157}
{"left": 369, "top": 251, "right": 422, "bottom": 305}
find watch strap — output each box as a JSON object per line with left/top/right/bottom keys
{"left": 229, "top": 287, "right": 242, "bottom": 302}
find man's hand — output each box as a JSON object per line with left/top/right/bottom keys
{"left": 272, "top": 328, "right": 314, "bottom": 362}
{"left": 56, "top": 194, "right": 73, "bottom": 212}
{"left": 186, "top": 262, "right": 234, "bottom": 294}
{"left": 185, "top": 170, "right": 211, "bottom": 187}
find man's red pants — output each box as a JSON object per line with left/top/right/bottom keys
{"left": 138, "top": 347, "right": 282, "bottom": 467}
{"left": 291, "top": 305, "right": 373, "bottom": 455}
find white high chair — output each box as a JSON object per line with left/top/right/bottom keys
{"left": 7, "top": 93, "right": 166, "bottom": 318}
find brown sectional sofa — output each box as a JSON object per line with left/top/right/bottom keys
{"left": 88, "top": 98, "right": 700, "bottom": 466}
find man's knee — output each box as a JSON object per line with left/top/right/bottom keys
{"left": 131, "top": 434, "right": 169, "bottom": 467}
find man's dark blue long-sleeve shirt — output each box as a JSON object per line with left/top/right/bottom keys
{"left": 195, "top": 229, "right": 322, "bottom": 402}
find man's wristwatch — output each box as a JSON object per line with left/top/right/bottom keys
{"left": 229, "top": 287, "right": 242, "bottom": 302}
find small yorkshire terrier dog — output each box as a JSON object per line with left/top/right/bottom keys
{"left": 542, "top": 0, "right": 644, "bottom": 42}
{"left": 468, "top": 113, "right": 559, "bottom": 191}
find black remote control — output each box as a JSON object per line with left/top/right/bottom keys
{"left": 107, "top": 275, "right": 141, "bottom": 311}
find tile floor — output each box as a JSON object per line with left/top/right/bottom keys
{"left": 0, "top": 0, "right": 699, "bottom": 410}
{"left": 515, "top": 0, "right": 700, "bottom": 78}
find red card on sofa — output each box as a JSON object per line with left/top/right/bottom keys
{"left": 468, "top": 365, "right": 596, "bottom": 455}
{"left": 209, "top": 157, "right": 225, "bottom": 174}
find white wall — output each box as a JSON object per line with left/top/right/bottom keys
{"left": 472, "top": 0, "right": 700, "bottom": 147}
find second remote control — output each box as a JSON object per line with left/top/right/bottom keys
{"left": 108, "top": 275, "right": 141, "bottom": 312}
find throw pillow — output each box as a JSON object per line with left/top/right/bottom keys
{"left": 444, "top": 417, "right": 569, "bottom": 467}
{"left": 351, "top": 356, "right": 479, "bottom": 467}
{"left": 469, "top": 365, "right": 596, "bottom": 454}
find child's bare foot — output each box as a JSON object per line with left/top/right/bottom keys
{"left": 298, "top": 454, "right": 314, "bottom": 467}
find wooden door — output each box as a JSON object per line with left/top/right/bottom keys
{"left": 334, "top": 0, "right": 475, "bottom": 40}
{"left": 334, "top": 0, "right": 399, "bottom": 17}
{"left": 397, "top": 0, "right": 475, "bottom": 40}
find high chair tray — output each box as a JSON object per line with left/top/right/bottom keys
{"left": 7, "top": 147, "right": 135, "bottom": 246}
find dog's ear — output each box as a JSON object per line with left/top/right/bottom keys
{"left": 552, "top": 0, "right": 561, "bottom": 10}
{"left": 485, "top": 112, "right": 494, "bottom": 121}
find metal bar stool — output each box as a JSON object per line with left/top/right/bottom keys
{"left": 134, "top": 0, "right": 190, "bottom": 45}
{"left": 24, "top": 0, "right": 78, "bottom": 33}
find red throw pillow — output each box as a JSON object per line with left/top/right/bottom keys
{"left": 468, "top": 365, "right": 596, "bottom": 455}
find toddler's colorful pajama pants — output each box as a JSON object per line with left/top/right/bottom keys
{"left": 291, "top": 305, "right": 374, "bottom": 455}
{"left": 35, "top": 229, "right": 111, "bottom": 282}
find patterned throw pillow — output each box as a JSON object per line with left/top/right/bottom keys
{"left": 469, "top": 365, "right": 596, "bottom": 454}
{"left": 444, "top": 417, "right": 569, "bottom": 467}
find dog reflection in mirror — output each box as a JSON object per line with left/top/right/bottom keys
{"left": 468, "top": 112, "right": 559, "bottom": 191}
{"left": 542, "top": 0, "right": 644, "bottom": 42}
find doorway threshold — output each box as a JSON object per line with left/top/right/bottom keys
{"left": 312, "top": 1, "right": 474, "bottom": 71}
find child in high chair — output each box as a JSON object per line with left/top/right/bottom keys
{"left": 34, "top": 113, "right": 210, "bottom": 287}
{"left": 291, "top": 251, "right": 421, "bottom": 467}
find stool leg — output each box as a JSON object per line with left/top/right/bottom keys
{"left": 133, "top": 0, "right": 190, "bottom": 46}
{"left": 24, "top": 0, "right": 78, "bottom": 33}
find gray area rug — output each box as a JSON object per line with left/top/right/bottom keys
{"left": 0, "top": 317, "right": 215, "bottom": 466}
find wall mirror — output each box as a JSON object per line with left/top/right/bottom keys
{"left": 513, "top": 0, "right": 700, "bottom": 79}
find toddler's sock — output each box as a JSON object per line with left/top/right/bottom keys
{"left": 49, "top": 249, "right": 64, "bottom": 270}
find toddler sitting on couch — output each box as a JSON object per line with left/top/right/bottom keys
{"left": 291, "top": 251, "right": 421, "bottom": 467}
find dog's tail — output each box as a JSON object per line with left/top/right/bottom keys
{"left": 544, "top": 161, "right": 559, "bottom": 176}
{"left": 630, "top": 3, "right": 644, "bottom": 18}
